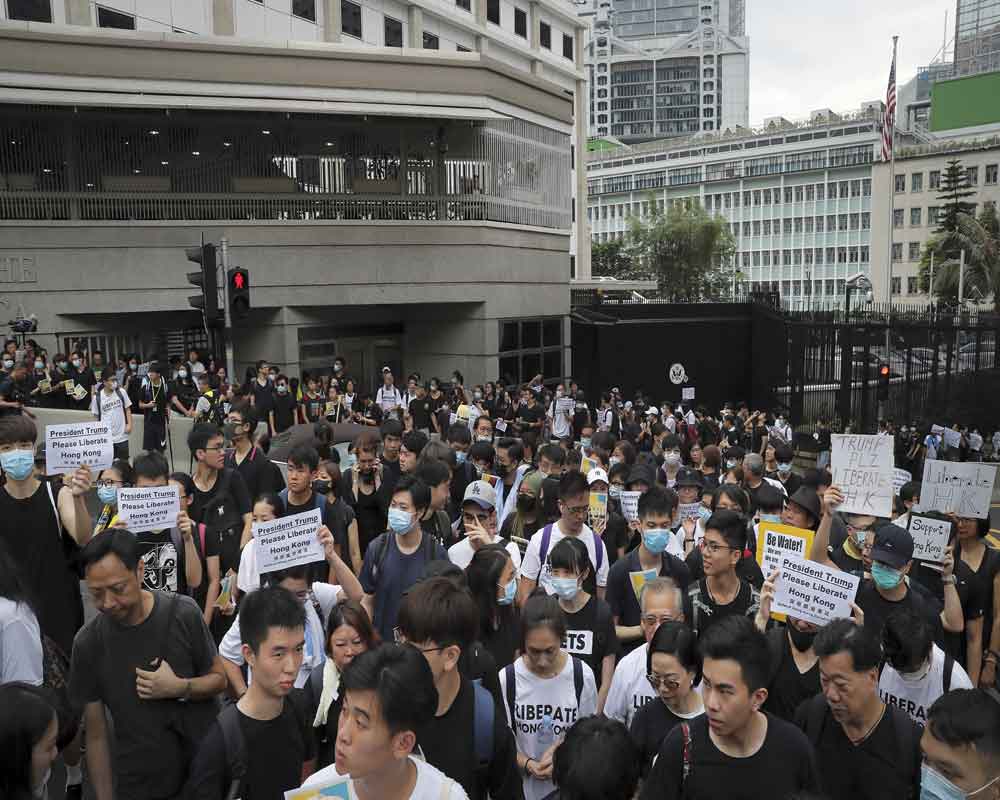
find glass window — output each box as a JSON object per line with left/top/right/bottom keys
{"left": 456, "top": 0, "right": 471, "bottom": 9}
{"left": 487, "top": 0, "right": 500, "bottom": 24}
{"left": 911, "top": 172, "right": 923, "bottom": 192}
{"left": 341, "top": 0, "right": 362, "bottom": 38}
{"left": 500, "top": 323, "right": 518, "bottom": 352}
{"left": 563, "top": 33, "right": 574, "bottom": 60}
{"left": 908, "top": 276, "right": 918, "bottom": 294}
{"left": 862, "top": 178, "right": 872, "bottom": 196}
{"left": 892, "top": 277, "right": 902, "bottom": 295}
{"left": 384, "top": 16, "right": 403, "bottom": 46}
{"left": 515, "top": 8, "right": 527, "bottom": 37}
{"left": 543, "top": 350, "right": 562, "bottom": 380}
{"left": 540, "top": 22, "right": 551, "bottom": 49}
{"left": 97, "top": 6, "right": 135, "bottom": 28}
{"left": 893, "top": 208, "right": 904, "bottom": 227}
{"left": 543, "top": 319, "right": 562, "bottom": 347}
{"left": 521, "top": 321, "right": 541, "bottom": 350}
{"left": 894, "top": 174, "right": 905, "bottom": 192}
{"left": 929, "top": 170, "right": 941, "bottom": 189}
{"left": 861, "top": 212, "right": 871, "bottom": 229}
{"left": 928, "top": 206, "right": 940, "bottom": 225}
{"left": 910, "top": 207, "right": 922, "bottom": 226}
{"left": 892, "top": 243, "right": 903, "bottom": 261}
{"left": 422, "top": 31, "right": 439, "bottom": 49}
{"left": 967, "top": 167, "right": 979, "bottom": 186}
{"left": 987, "top": 164, "right": 998, "bottom": 185}
{"left": 909, "top": 242, "right": 921, "bottom": 260}
{"left": 292, "top": 0, "right": 316, "bottom": 20}
{"left": 6, "top": 0, "right": 52, "bottom": 22}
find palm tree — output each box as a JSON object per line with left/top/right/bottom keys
{"left": 921, "top": 204, "right": 1000, "bottom": 310}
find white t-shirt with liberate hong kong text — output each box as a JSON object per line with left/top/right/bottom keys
{"left": 90, "top": 387, "right": 131, "bottom": 443}
{"left": 603, "top": 642, "right": 656, "bottom": 728}
{"left": 499, "top": 655, "right": 598, "bottom": 800}
{"left": 878, "top": 645, "right": 973, "bottom": 726}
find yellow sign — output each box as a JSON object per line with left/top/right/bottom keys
{"left": 589, "top": 491, "right": 608, "bottom": 528}
{"left": 756, "top": 521, "right": 816, "bottom": 622}
{"left": 629, "top": 568, "right": 659, "bottom": 604}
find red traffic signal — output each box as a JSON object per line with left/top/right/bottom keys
{"left": 879, "top": 364, "right": 890, "bottom": 378}
{"left": 227, "top": 267, "right": 250, "bottom": 320}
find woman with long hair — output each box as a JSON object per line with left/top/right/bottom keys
{"left": 466, "top": 543, "right": 520, "bottom": 669}
{"left": 307, "top": 600, "right": 381, "bottom": 768}
{"left": 0, "top": 682, "right": 60, "bottom": 800}
{"left": 501, "top": 470, "right": 545, "bottom": 545}
{"left": 0, "top": 539, "right": 43, "bottom": 685}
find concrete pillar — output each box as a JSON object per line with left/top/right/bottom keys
{"left": 574, "top": 77, "right": 591, "bottom": 280}
{"left": 575, "top": 26, "right": 584, "bottom": 70}
{"left": 475, "top": 34, "right": 490, "bottom": 56}
{"left": 529, "top": 1, "right": 540, "bottom": 50}
{"left": 322, "top": 0, "right": 342, "bottom": 42}
{"left": 408, "top": 6, "right": 423, "bottom": 49}
{"left": 531, "top": 59, "right": 543, "bottom": 76}
{"left": 475, "top": 0, "right": 487, "bottom": 28}
{"left": 63, "top": 0, "right": 91, "bottom": 26}
{"left": 212, "top": 0, "right": 235, "bottom": 36}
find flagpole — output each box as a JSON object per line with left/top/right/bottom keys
{"left": 885, "top": 35, "right": 898, "bottom": 358}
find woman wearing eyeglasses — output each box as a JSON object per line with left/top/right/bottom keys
{"left": 499, "top": 592, "right": 598, "bottom": 800}
{"left": 92, "top": 459, "right": 135, "bottom": 534}
{"left": 629, "top": 621, "right": 703, "bottom": 777}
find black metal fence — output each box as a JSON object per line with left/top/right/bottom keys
{"left": 570, "top": 293, "right": 1000, "bottom": 433}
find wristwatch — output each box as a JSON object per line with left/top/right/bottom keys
{"left": 941, "top": 575, "right": 958, "bottom": 586}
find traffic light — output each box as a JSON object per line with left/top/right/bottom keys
{"left": 186, "top": 243, "right": 220, "bottom": 324}
{"left": 877, "top": 362, "right": 890, "bottom": 402}
{"left": 227, "top": 267, "right": 250, "bottom": 320}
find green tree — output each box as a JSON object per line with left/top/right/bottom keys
{"left": 590, "top": 238, "right": 648, "bottom": 280}
{"left": 626, "top": 197, "right": 736, "bottom": 302}
{"left": 935, "top": 158, "right": 976, "bottom": 235}
{"left": 919, "top": 203, "right": 1000, "bottom": 309}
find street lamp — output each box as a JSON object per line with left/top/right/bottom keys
{"left": 844, "top": 273, "right": 873, "bottom": 318}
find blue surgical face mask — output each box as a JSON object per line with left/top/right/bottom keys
{"left": 550, "top": 576, "right": 580, "bottom": 601}
{"left": 580, "top": 437, "right": 591, "bottom": 449}
{"left": 698, "top": 506, "right": 713, "bottom": 523}
{"left": 387, "top": 507, "right": 413, "bottom": 534}
{"left": 777, "top": 463, "right": 792, "bottom": 473}
{"left": 0, "top": 449, "right": 34, "bottom": 481}
{"left": 341, "top": 453, "right": 356, "bottom": 471}
{"left": 609, "top": 485, "right": 622, "bottom": 500}
{"left": 871, "top": 561, "right": 903, "bottom": 590}
{"left": 98, "top": 485, "right": 118, "bottom": 506}
{"left": 498, "top": 578, "right": 517, "bottom": 606}
{"left": 455, "top": 450, "right": 467, "bottom": 465}
{"left": 919, "top": 761, "right": 1000, "bottom": 800}
{"left": 758, "top": 513, "right": 782, "bottom": 524}
{"left": 643, "top": 528, "right": 671, "bottom": 555}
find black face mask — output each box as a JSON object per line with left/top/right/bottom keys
{"left": 495, "top": 463, "right": 508, "bottom": 478}
{"left": 788, "top": 625, "right": 817, "bottom": 652}
{"left": 516, "top": 494, "right": 536, "bottom": 513}
{"left": 312, "top": 479, "right": 331, "bottom": 495}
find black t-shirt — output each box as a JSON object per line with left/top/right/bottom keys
{"left": 855, "top": 579, "right": 943, "bottom": 642}
{"left": 188, "top": 696, "right": 315, "bottom": 800}
{"left": 604, "top": 512, "right": 630, "bottom": 565}
{"left": 415, "top": 677, "right": 523, "bottom": 800}
{"left": 409, "top": 397, "right": 434, "bottom": 430}
{"left": 135, "top": 529, "right": 188, "bottom": 595}
{"left": 481, "top": 611, "right": 521, "bottom": 673}
{"left": 640, "top": 713, "right": 820, "bottom": 800}
{"left": 190, "top": 469, "right": 252, "bottom": 575}
{"left": 301, "top": 392, "right": 324, "bottom": 423}
{"left": 251, "top": 379, "right": 274, "bottom": 415}
{"left": 271, "top": 392, "right": 298, "bottom": 433}
{"left": 562, "top": 595, "right": 620, "bottom": 689}
{"left": 683, "top": 578, "right": 760, "bottom": 637}
{"left": 629, "top": 699, "right": 704, "bottom": 777}
{"left": 226, "top": 445, "right": 283, "bottom": 503}
{"left": 345, "top": 472, "right": 390, "bottom": 554}
{"left": 517, "top": 402, "right": 545, "bottom": 432}
{"left": 606, "top": 548, "right": 692, "bottom": 655}
{"left": 911, "top": 559, "right": 984, "bottom": 665}
{"left": 685, "top": 548, "right": 765, "bottom": 590}
{"left": 829, "top": 540, "right": 865, "bottom": 574}
{"left": 763, "top": 629, "right": 820, "bottom": 723}
{"left": 794, "top": 696, "right": 921, "bottom": 800}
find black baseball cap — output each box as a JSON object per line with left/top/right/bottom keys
{"left": 871, "top": 524, "right": 914, "bottom": 569}
{"left": 676, "top": 467, "right": 704, "bottom": 489}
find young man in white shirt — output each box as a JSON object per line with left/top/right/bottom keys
{"left": 517, "top": 470, "right": 609, "bottom": 605}
{"left": 91, "top": 366, "right": 133, "bottom": 460}
{"left": 448, "top": 480, "right": 522, "bottom": 571}
{"left": 302, "top": 644, "right": 469, "bottom": 799}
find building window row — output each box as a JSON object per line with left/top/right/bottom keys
{"left": 736, "top": 245, "right": 871, "bottom": 268}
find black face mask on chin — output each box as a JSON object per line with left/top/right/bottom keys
{"left": 787, "top": 625, "right": 817, "bottom": 652}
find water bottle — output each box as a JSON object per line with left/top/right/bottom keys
{"left": 537, "top": 713, "right": 555, "bottom": 747}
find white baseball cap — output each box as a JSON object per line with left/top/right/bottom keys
{"left": 462, "top": 480, "right": 497, "bottom": 510}
{"left": 587, "top": 468, "right": 609, "bottom": 485}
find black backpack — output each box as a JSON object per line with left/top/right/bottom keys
{"left": 201, "top": 469, "right": 245, "bottom": 574}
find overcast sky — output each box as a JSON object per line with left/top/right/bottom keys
{"left": 748, "top": 0, "right": 954, "bottom": 124}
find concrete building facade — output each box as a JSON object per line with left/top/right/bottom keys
{"left": 0, "top": 0, "right": 590, "bottom": 388}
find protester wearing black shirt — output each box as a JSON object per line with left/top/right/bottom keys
{"left": 641, "top": 616, "right": 819, "bottom": 800}
{"left": 629, "top": 622, "right": 703, "bottom": 777}
{"left": 399, "top": 577, "right": 524, "bottom": 800}
{"left": 516, "top": 387, "right": 545, "bottom": 437}
{"left": 188, "top": 586, "right": 315, "bottom": 800}
{"left": 269, "top": 375, "right": 298, "bottom": 435}
{"left": 250, "top": 361, "right": 275, "bottom": 417}
{"left": 796, "top": 619, "right": 921, "bottom": 800}
{"left": 409, "top": 387, "right": 435, "bottom": 433}
{"left": 224, "top": 403, "right": 284, "bottom": 501}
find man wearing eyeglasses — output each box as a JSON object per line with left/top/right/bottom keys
{"left": 517, "top": 471, "right": 609, "bottom": 606}
{"left": 605, "top": 577, "right": 685, "bottom": 728}
{"left": 683, "top": 509, "right": 760, "bottom": 638}
{"left": 448, "top": 480, "right": 522, "bottom": 571}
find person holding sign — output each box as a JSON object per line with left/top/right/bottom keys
{"left": 0, "top": 415, "right": 93, "bottom": 659}
{"left": 810, "top": 485, "right": 878, "bottom": 577}
{"left": 795, "top": 619, "right": 922, "bottom": 800}
{"left": 953, "top": 515, "right": 1000, "bottom": 689}
{"left": 641, "top": 616, "right": 820, "bottom": 800}
{"left": 606, "top": 487, "right": 692, "bottom": 656}
{"left": 547, "top": 537, "right": 619, "bottom": 712}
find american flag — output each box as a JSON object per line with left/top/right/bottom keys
{"left": 881, "top": 46, "right": 897, "bottom": 161}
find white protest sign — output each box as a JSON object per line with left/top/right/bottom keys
{"left": 774, "top": 555, "right": 860, "bottom": 626}
{"left": 116, "top": 486, "right": 181, "bottom": 533}
{"left": 619, "top": 490, "right": 641, "bottom": 523}
{"left": 681, "top": 387, "right": 695, "bottom": 401}
{"left": 892, "top": 468, "right": 912, "bottom": 493}
{"left": 919, "top": 460, "right": 997, "bottom": 520}
{"left": 908, "top": 514, "right": 952, "bottom": 564}
{"left": 45, "top": 421, "right": 114, "bottom": 474}
{"left": 555, "top": 397, "right": 575, "bottom": 416}
{"left": 254, "top": 508, "right": 325, "bottom": 574}
{"left": 831, "top": 434, "right": 894, "bottom": 518}
{"left": 677, "top": 502, "right": 701, "bottom": 522}
{"left": 495, "top": 419, "right": 508, "bottom": 433}
{"left": 942, "top": 428, "right": 961, "bottom": 449}
{"left": 931, "top": 424, "right": 945, "bottom": 436}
